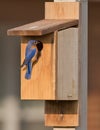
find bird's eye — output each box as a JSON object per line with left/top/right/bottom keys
{"left": 34, "top": 41, "right": 37, "bottom": 44}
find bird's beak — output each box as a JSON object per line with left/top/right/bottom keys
{"left": 34, "top": 41, "right": 38, "bottom": 45}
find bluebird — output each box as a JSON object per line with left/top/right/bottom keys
{"left": 21, "top": 40, "right": 43, "bottom": 79}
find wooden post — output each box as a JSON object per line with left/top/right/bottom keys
{"left": 44, "top": 1, "right": 80, "bottom": 129}
{"left": 77, "top": 0, "right": 88, "bottom": 130}
{"left": 45, "top": 0, "right": 87, "bottom": 130}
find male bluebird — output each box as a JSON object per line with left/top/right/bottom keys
{"left": 21, "top": 40, "right": 43, "bottom": 79}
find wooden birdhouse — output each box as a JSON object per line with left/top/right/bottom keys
{"left": 7, "top": 1, "right": 83, "bottom": 128}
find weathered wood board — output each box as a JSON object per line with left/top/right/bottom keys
{"left": 57, "top": 28, "right": 79, "bottom": 100}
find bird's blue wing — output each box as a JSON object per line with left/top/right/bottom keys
{"left": 25, "top": 62, "right": 32, "bottom": 79}
{"left": 25, "top": 40, "right": 36, "bottom": 56}
{"left": 25, "top": 48, "right": 37, "bottom": 79}
{"left": 24, "top": 48, "right": 36, "bottom": 65}
{"left": 26, "top": 48, "right": 36, "bottom": 60}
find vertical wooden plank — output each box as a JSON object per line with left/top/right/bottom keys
{"left": 45, "top": 101, "right": 79, "bottom": 127}
{"left": 21, "top": 33, "right": 56, "bottom": 100}
{"left": 76, "top": 1, "right": 87, "bottom": 130}
{"left": 45, "top": 2, "right": 80, "bottom": 19}
{"left": 57, "top": 28, "right": 79, "bottom": 100}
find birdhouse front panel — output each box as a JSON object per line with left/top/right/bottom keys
{"left": 21, "top": 33, "right": 56, "bottom": 100}
{"left": 20, "top": 27, "right": 79, "bottom": 100}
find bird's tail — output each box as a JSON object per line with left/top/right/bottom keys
{"left": 25, "top": 62, "right": 32, "bottom": 79}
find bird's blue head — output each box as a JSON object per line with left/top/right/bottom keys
{"left": 28, "top": 40, "right": 37, "bottom": 46}
{"left": 28, "top": 40, "right": 43, "bottom": 51}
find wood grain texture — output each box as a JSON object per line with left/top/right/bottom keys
{"left": 45, "top": 101, "right": 79, "bottom": 126}
{"left": 21, "top": 33, "right": 56, "bottom": 100}
{"left": 54, "top": 128, "right": 75, "bottom": 130}
{"left": 45, "top": 114, "right": 78, "bottom": 126}
{"left": 57, "top": 28, "right": 79, "bottom": 100}
{"left": 7, "top": 19, "right": 78, "bottom": 36}
{"left": 45, "top": 2, "right": 80, "bottom": 19}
